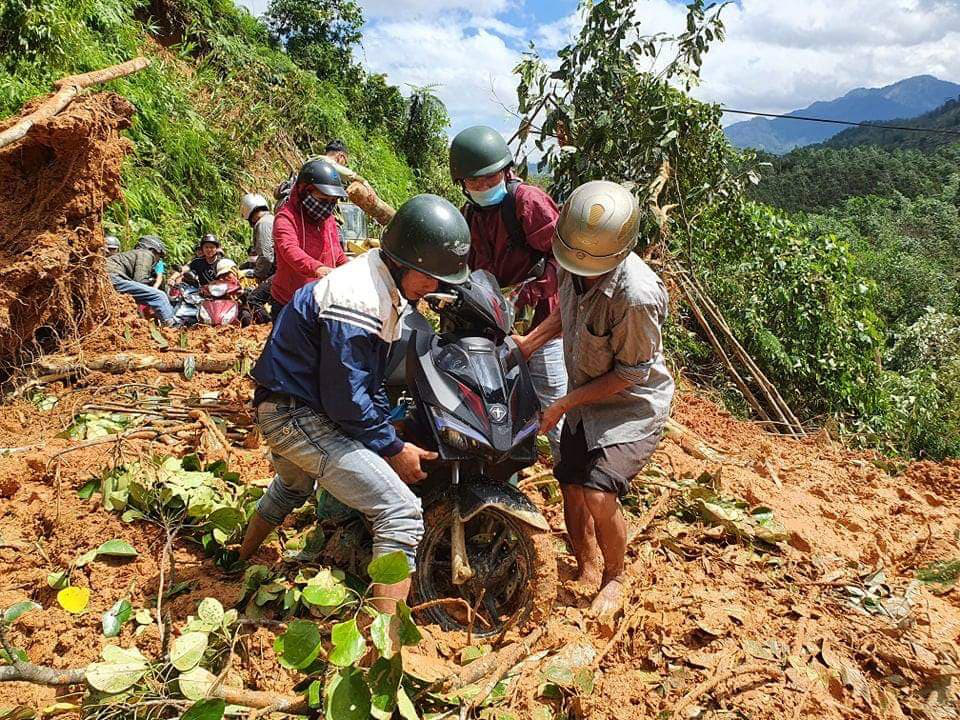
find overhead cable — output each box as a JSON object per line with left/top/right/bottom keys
{"left": 721, "top": 107, "right": 960, "bottom": 136}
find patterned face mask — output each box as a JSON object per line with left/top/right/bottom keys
{"left": 301, "top": 193, "right": 337, "bottom": 223}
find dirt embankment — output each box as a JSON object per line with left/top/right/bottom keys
{"left": 0, "top": 92, "right": 133, "bottom": 370}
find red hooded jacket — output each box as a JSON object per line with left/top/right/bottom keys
{"left": 464, "top": 179, "right": 560, "bottom": 328}
{"left": 270, "top": 182, "right": 347, "bottom": 305}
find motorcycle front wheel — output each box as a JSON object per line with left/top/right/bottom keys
{"left": 414, "top": 502, "right": 557, "bottom": 635}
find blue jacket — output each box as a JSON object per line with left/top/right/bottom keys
{"left": 253, "top": 250, "right": 407, "bottom": 457}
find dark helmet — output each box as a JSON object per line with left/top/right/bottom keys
{"left": 135, "top": 235, "right": 166, "bottom": 257}
{"left": 199, "top": 233, "right": 220, "bottom": 248}
{"left": 380, "top": 194, "right": 471, "bottom": 285}
{"left": 449, "top": 125, "right": 513, "bottom": 181}
{"left": 297, "top": 159, "right": 348, "bottom": 198}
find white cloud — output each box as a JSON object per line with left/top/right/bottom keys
{"left": 358, "top": 0, "right": 510, "bottom": 20}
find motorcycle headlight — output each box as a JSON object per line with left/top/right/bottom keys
{"left": 431, "top": 407, "right": 491, "bottom": 452}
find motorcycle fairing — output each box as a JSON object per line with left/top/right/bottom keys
{"left": 456, "top": 476, "right": 550, "bottom": 532}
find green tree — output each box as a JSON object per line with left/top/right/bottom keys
{"left": 264, "top": 0, "right": 362, "bottom": 80}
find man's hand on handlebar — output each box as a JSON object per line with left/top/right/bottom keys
{"left": 385, "top": 442, "right": 438, "bottom": 485}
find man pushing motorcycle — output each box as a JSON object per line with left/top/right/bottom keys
{"left": 237, "top": 194, "right": 472, "bottom": 614}
{"left": 514, "top": 181, "right": 675, "bottom": 620}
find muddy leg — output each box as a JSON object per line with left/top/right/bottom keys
{"left": 583, "top": 489, "right": 626, "bottom": 619}
{"left": 237, "top": 511, "right": 276, "bottom": 562}
{"left": 561, "top": 484, "right": 602, "bottom": 586}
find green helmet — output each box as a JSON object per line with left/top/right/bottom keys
{"left": 449, "top": 125, "right": 513, "bottom": 181}
{"left": 380, "top": 194, "right": 471, "bottom": 284}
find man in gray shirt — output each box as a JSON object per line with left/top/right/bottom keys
{"left": 515, "top": 180, "right": 674, "bottom": 619}
{"left": 106, "top": 235, "right": 179, "bottom": 326}
{"left": 240, "top": 193, "right": 275, "bottom": 319}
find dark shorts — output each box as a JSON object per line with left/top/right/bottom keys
{"left": 553, "top": 421, "right": 661, "bottom": 497}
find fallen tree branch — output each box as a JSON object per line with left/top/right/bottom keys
{"left": 36, "top": 352, "right": 247, "bottom": 377}
{"left": 671, "top": 662, "right": 783, "bottom": 718}
{"left": 0, "top": 662, "right": 86, "bottom": 686}
{"left": 44, "top": 422, "right": 202, "bottom": 468}
{"left": 0, "top": 58, "right": 149, "bottom": 150}
{"left": 467, "top": 626, "right": 547, "bottom": 709}
{"left": 441, "top": 626, "right": 545, "bottom": 693}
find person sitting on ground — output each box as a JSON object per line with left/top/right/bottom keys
{"left": 236, "top": 194, "right": 472, "bottom": 614}
{"left": 513, "top": 181, "right": 675, "bottom": 619}
{"left": 240, "top": 193, "right": 275, "bottom": 319}
{"left": 449, "top": 124, "right": 569, "bottom": 463}
{"left": 269, "top": 159, "right": 349, "bottom": 321}
{"left": 105, "top": 235, "right": 180, "bottom": 327}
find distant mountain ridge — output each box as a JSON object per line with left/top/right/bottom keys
{"left": 724, "top": 75, "right": 960, "bottom": 154}
{"left": 823, "top": 97, "right": 960, "bottom": 152}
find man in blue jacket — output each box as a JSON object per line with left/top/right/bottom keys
{"left": 237, "top": 194, "right": 472, "bottom": 613}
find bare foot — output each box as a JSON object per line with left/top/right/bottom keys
{"left": 575, "top": 563, "right": 603, "bottom": 587}
{"left": 589, "top": 578, "right": 623, "bottom": 619}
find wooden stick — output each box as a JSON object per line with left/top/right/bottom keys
{"left": 36, "top": 352, "right": 245, "bottom": 376}
{"left": 671, "top": 663, "right": 782, "bottom": 718}
{"left": 0, "top": 58, "right": 149, "bottom": 149}
{"left": 467, "top": 626, "right": 546, "bottom": 709}
{"left": 442, "top": 626, "right": 545, "bottom": 693}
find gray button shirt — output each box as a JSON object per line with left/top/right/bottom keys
{"left": 252, "top": 213, "right": 275, "bottom": 280}
{"left": 558, "top": 253, "right": 675, "bottom": 449}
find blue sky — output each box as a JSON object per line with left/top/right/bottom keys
{"left": 236, "top": 0, "right": 960, "bottom": 141}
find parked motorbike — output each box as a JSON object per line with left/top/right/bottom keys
{"left": 319, "top": 269, "right": 557, "bottom": 635}
{"left": 159, "top": 271, "right": 242, "bottom": 326}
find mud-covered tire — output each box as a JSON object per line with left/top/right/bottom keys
{"left": 413, "top": 502, "right": 557, "bottom": 635}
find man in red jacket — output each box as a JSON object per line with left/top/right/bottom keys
{"left": 450, "top": 125, "right": 569, "bottom": 461}
{"left": 270, "top": 159, "right": 349, "bottom": 320}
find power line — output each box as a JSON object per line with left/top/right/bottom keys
{"left": 720, "top": 107, "right": 960, "bottom": 136}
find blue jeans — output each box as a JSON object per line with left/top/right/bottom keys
{"left": 527, "top": 337, "right": 568, "bottom": 462}
{"left": 256, "top": 396, "right": 424, "bottom": 569}
{"left": 110, "top": 276, "right": 175, "bottom": 324}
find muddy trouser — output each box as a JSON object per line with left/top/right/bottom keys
{"left": 247, "top": 277, "right": 273, "bottom": 313}
{"left": 110, "top": 275, "right": 176, "bottom": 325}
{"left": 255, "top": 394, "right": 424, "bottom": 570}
{"left": 527, "top": 337, "right": 568, "bottom": 463}
{"left": 269, "top": 299, "right": 286, "bottom": 323}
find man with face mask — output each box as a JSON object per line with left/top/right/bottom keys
{"left": 237, "top": 194, "right": 472, "bottom": 615}
{"left": 450, "top": 125, "right": 569, "bottom": 461}
{"left": 270, "top": 159, "right": 349, "bottom": 321}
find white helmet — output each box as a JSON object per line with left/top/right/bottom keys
{"left": 215, "top": 258, "right": 237, "bottom": 277}
{"left": 553, "top": 180, "right": 640, "bottom": 277}
{"left": 240, "top": 193, "right": 269, "bottom": 222}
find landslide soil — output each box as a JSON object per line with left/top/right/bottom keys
{"left": 1, "top": 351, "right": 958, "bottom": 717}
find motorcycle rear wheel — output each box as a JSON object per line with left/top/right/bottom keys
{"left": 414, "top": 502, "right": 557, "bottom": 635}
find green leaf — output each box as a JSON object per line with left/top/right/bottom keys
{"left": 46, "top": 571, "right": 69, "bottom": 590}
{"left": 370, "top": 613, "right": 393, "bottom": 658}
{"left": 396, "top": 686, "right": 420, "bottom": 720}
{"left": 393, "top": 601, "right": 422, "bottom": 647}
{"left": 280, "top": 620, "right": 323, "bottom": 670}
{"left": 183, "top": 354, "right": 196, "bottom": 379}
{"left": 148, "top": 324, "right": 169, "bottom": 349}
{"left": 3, "top": 601, "right": 40, "bottom": 625}
{"left": 101, "top": 599, "right": 132, "bottom": 638}
{"left": 181, "top": 699, "right": 225, "bottom": 720}
{"left": 76, "top": 479, "right": 100, "bottom": 500}
{"left": 197, "top": 598, "right": 224, "bottom": 627}
{"left": 178, "top": 666, "right": 217, "bottom": 701}
{"left": 307, "top": 680, "right": 324, "bottom": 709}
{"left": 207, "top": 507, "right": 244, "bottom": 536}
{"left": 0, "top": 646, "right": 28, "bottom": 664}
{"left": 86, "top": 646, "right": 148, "bottom": 694}
{"left": 242, "top": 565, "right": 271, "bottom": 594}
{"left": 367, "top": 655, "right": 402, "bottom": 718}
{"left": 367, "top": 551, "right": 410, "bottom": 585}
{"left": 96, "top": 539, "right": 138, "bottom": 558}
{"left": 169, "top": 631, "right": 209, "bottom": 671}
{"left": 301, "top": 584, "right": 348, "bottom": 609}
{"left": 325, "top": 667, "right": 372, "bottom": 720}
{"left": 74, "top": 550, "right": 98, "bottom": 568}
{"left": 329, "top": 618, "right": 367, "bottom": 667}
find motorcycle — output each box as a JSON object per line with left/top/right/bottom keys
{"left": 166, "top": 271, "right": 242, "bottom": 326}
{"left": 318, "top": 269, "right": 557, "bottom": 635}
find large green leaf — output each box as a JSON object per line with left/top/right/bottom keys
{"left": 3, "top": 602, "right": 40, "bottom": 625}
{"left": 370, "top": 612, "right": 393, "bottom": 658}
{"left": 169, "top": 631, "right": 209, "bottom": 671}
{"left": 96, "top": 539, "right": 138, "bottom": 558}
{"left": 393, "top": 601, "right": 422, "bottom": 647}
{"left": 197, "top": 598, "right": 225, "bottom": 628}
{"left": 207, "top": 507, "right": 244, "bottom": 535}
{"left": 178, "top": 666, "right": 217, "bottom": 701}
{"left": 279, "top": 620, "right": 323, "bottom": 670}
{"left": 396, "top": 686, "right": 420, "bottom": 720}
{"left": 367, "top": 655, "right": 403, "bottom": 719}
{"left": 101, "top": 599, "right": 132, "bottom": 638}
{"left": 85, "top": 646, "right": 148, "bottom": 694}
{"left": 329, "top": 618, "right": 367, "bottom": 668}
{"left": 367, "top": 551, "right": 410, "bottom": 585}
{"left": 325, "top": 667, "right": 372, "bottom": 720}
{"left": 181, "top": 699, "right": 225, "bottom": 720}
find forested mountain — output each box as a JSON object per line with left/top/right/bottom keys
{"left": 724, "top": 75, "right": 960, "bottom": 154}
{"left": 824, "top": 98, "right": 960, "bottom": 151}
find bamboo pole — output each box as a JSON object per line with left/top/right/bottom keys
{"left": 0, "top": 57, "right": 150, "bottom": 149}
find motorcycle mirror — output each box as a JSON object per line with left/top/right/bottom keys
{"left": 530, "top": 258, "right": 547, "bottom": 280}
{"left": 423, "top": 291, "right": 458, "bottom": 310}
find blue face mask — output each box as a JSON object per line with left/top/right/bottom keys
{"left": 468, "top": 180, "right": 508, "bottom": 207}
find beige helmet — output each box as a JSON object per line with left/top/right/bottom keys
{"left": 553, "top": 180, "right": 640, "bottom": 277}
